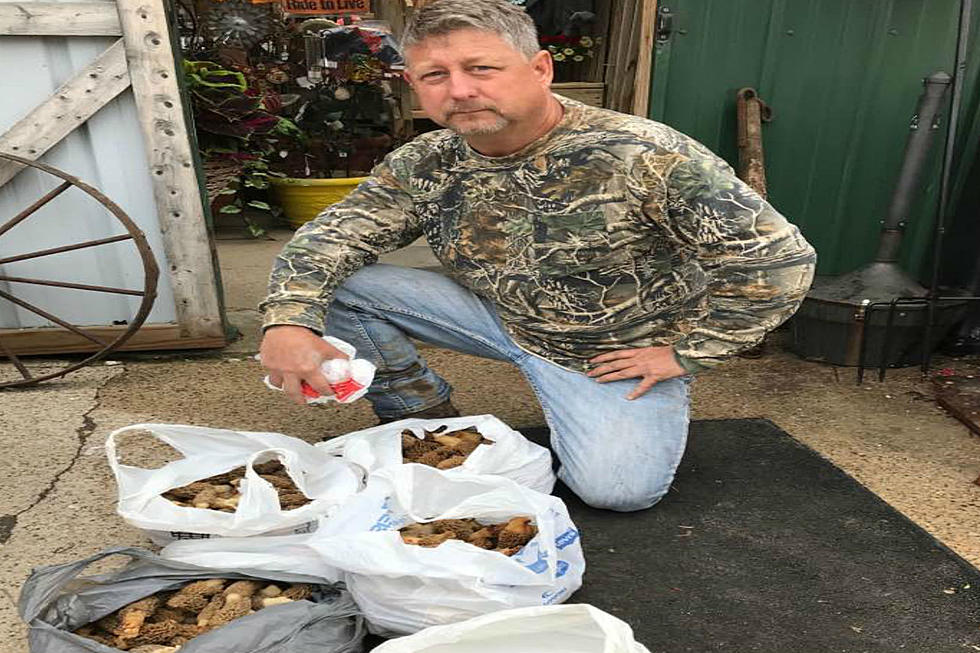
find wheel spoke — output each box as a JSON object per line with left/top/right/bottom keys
{"left": 0, "top": 275, "right": 144, "bottom": 296}
{"left": 0, "top": 233, "right": 133, "bottom": 266}
{"left": 0, "top": 288, "right": 108, "bottom": 346}
{"left": 0, "top": 335, "right": 32, "bottom": 380}
{"left": 0, "top": 153, "right": 158, "bottom": 389}
{"left": 0, "top": 180, "right": 73, "bottom": 239}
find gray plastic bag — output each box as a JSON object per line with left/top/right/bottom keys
{"left": 18, "top": 546, "right": 365, "bottom": 653}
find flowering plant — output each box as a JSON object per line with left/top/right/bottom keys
{"left": 541, "top": 35, "right": 597, "bottom": 63}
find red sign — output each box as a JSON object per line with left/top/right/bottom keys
{"left": 281, "top": 0, "right": 371, "bottom": 14}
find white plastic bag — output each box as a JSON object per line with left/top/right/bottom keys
{"left": 262, "top": 336, "right": 376, "bottom": 404}
{"left": 371, "top": 604, "right": 651, "bottom": 653}
{"left": 315, "top": 465, "right": 583, "bottom": 635}
{"left": 315, "top": 415, "right": 556, "bottom": 494}
{"left": 161, "top": 527, "right": 343, "bottom": 584}
{"left": 107, "top": 423, "right": 362, "bottom": 545}
{"left": 162, "top": 465, "right": 584, "bottom": 636}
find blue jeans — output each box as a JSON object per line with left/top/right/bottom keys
{"left": 326, "top": 264, "right": 691, "bottom": 512}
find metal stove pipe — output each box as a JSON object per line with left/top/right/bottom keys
{"left": 875, "top": 72, "right": 951, "bottom": 263}
{"left": 790, "top": 70, "right": 964, "bottom": 368}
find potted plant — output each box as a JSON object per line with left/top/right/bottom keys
{"left": 175, "top": 5, "right": 403, "bottom": 233}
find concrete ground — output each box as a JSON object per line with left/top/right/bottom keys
{"left": 2, "top": 226, "right": 979, "bottom": 651}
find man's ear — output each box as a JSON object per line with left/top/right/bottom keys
{"left": 529, "top": 49, "right": 554, "bottom": 87}
{"left": 402, "top": 69, "right": 415, "bottom": 87}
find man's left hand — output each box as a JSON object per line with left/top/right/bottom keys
{"left": 587, "top": 346, "right": 686, "bottom": 400}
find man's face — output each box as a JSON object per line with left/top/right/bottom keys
{"left": 404, "top": 29, "right": 553, "bottom": 138}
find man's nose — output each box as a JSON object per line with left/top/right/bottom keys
{"left": 446, "top": 71, "right": 478, "bottom": 101}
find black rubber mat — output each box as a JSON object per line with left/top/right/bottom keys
{"left": 518, "top": 419, "right": 980, "bottom": 652}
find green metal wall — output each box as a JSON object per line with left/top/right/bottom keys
{"left": 649, "top": 0, "right": 980, "bottom": 279}
{"left": 942, "top": 11, "right": 980, "bottom": 289}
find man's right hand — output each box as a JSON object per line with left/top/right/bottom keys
{"left": 259, "top": 325, "right": 348, "bottom": 405}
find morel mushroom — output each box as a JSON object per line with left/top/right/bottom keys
{"left": 116, "top": 595, "right": 160, "bottom": 639}
{"left": 166, "top": 578, "right": 226, "bottom": 612}
{"left": 401, "top": 428, "right": 493, "bottom": 469}
{"left": 74, "top": 580, "right": 316, "bottom": 649}
{"left": 398, "top": 516, "right": 537, "bottom": 555}
{"left": 162, "top": 459, "right": 311, "bottom": 512}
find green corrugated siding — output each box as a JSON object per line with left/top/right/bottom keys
{"left": 942, "top": 7, "right": 980, "bottom": 289}
{"left": 649, "top": 0, "right": 980, "bottom": 279}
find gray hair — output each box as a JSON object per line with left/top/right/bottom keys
{"left": 401, "top": 0, "right": 540, "bottom": 61}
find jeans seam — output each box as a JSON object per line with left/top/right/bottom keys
{"left": 519, "top": 364, "right": 580, "bottom": 491}
{"left": 515, "top": 362, "right": 561, "bottom": 448}
{"left": 341, "top": 297, "right": 523, "bottom": 364}
{"left": 650, "top": 385, "right": 691, "bottom": 499}
{"left": 343, "top": 306, "right": 411, "bottom": 413}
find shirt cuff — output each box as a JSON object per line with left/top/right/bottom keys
{"left": 261, "top": 301, "right": 326, "bottom": 335}
{"left": 672, "top": 350, "right": 712, "bottom": 375}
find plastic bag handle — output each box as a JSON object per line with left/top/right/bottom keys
{"left": 107, "top": 424, "right": 301, "bottom": 501}
{"left": 18, "top": 546, "right": 152, "bottom": 623}
{"left": 240, "top": 447, "right": 300, "bottom": 505}
{"left": 104, "top": 423, "right": 192, "bottom": 475}
{"left": 105, "top": 423, "right": 272, "bottom": 475}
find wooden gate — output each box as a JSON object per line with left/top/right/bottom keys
{"left": 0, "top": 0, "right": 226, "bottom": 354}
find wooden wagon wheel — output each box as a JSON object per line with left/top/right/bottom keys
{"left": 0, "top": 152, "right": 159, "bottom": 387}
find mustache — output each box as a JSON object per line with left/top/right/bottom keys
{"left": 446, "top": 103, "right": 499, "bottom": 116}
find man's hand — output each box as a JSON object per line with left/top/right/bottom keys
{"left": 260, "top": 325, "right": 348, "bottom": 405}
{"left": 587, "top": 346, "right": 686, "bottom": 400}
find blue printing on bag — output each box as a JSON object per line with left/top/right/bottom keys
{"left": 555, "top": 560, "right": 569, "bottom": 578}
{"left": 541, "top": 586, "right": 569, "bottom": 605}
{"left": 370, "top": 495, "right": 419, "bottom": 531}
{"left": 522, "top": 549, "right": 550, "bottom": 574}
{"left": 369, "top": 511, "right": 399, "bottom": 531}
{"left": 555, "top": 528, "right": 579, "bottom": 550}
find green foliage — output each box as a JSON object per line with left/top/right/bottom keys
{"left": 183, "top": 59, "right": 305, "bottom": 237}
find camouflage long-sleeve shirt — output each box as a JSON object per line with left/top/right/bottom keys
{"left": 262, "top": 96, "right": 816, "bottom": 373}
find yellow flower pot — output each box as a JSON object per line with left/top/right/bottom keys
{"left": 271, "top": 176, "right": 368, "bottom": 229}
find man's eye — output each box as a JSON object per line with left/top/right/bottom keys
{"left": 421, "top": 71, "right": 446, "bottom": 81}
{"left": 471, "top": 66, "right": 495, "bottom": 72}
